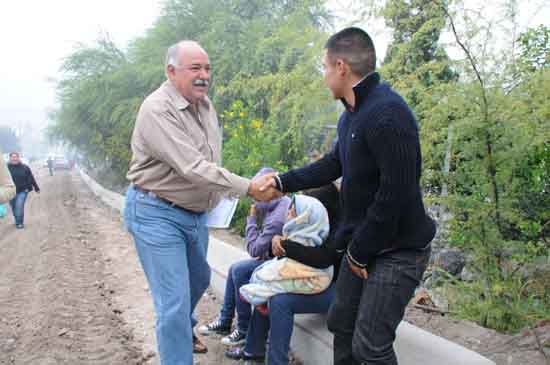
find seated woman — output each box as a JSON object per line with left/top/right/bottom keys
{"left": 226, "top": 183, "right": 342, "bottom": 365}
{"left": 239, "top": 194, "right": 332, "bottom": 310}
{"left": 198, "top": 167, "right": 291, "bottom": 347}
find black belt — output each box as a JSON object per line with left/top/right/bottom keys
{"left": 133, "top": 184, "right": 192, "bottom": 213}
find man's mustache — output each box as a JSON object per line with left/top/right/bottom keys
{"left": 193, "top": 79, "right": 209, "bottom": 87}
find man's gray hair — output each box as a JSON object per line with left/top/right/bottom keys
{"left": 165, "top": 40, "right": 203, "bottom": 71}
{"left": 165, "top": 44, "right": 181, "bottom": 68}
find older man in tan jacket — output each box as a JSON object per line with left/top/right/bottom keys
{"left": 124, "top": 40, "right": 280, "bottom": 365}
{"left": 0, "top": 151, "right": 16, "bottom": 204}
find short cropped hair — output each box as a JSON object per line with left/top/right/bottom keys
{"left": 325, "top": 27, "right": 376, "bottom": 77}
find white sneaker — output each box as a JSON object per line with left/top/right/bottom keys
{"left": 197, "top": 319, "right": 231, "bottom": 336}
{"left": 221, "top": 328, "right": 246, "bottom": 346}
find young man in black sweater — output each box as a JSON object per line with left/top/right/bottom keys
{"left": 7, "top": 152, "right": 40, "bottom": 229}
{"left": 259, "top": 28, "right": 436, "bottom": 365}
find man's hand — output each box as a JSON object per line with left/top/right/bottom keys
{"left": 259, "top": 173, "right": 278, "bottom": 192}
{"left": 272, "top": 235, "right": 286, "bottom": 257}
{"left": 249, "top": 203, "right": 257, "bottom": 217}
{"left": 346, "top": 254, "right": 369, "bottom": 279}
{"left": 248, "top": 173, "right": 282, "bottom": 202}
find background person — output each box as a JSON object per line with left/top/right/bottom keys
{"left": 7, "top": 152, "right": 40, "bottom": 229}
{"left": 47, "top": 156, "right": 54, "bottom": 176}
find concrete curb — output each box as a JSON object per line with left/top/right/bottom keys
{"left": 78, "top": 169, "right": 124, "bottom": 213}
{"left": 78, "top": 169, "right": 495, "bottom": 365}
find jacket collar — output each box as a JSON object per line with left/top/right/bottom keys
{"left": 340, "top": 72, "right": 380, "bottom": 113}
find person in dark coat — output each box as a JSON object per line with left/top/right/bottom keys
{"left": 7, "top": 152, "right": 40, "bottom": 229}
{"left": 258, "top": 27, "right": 436, "bottom": 365}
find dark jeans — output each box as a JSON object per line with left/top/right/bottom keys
{"left": 327, "top": 246, "right": 430, "bottom": 365}
{"left": 219, "top": 258, "right": 264, "bottom": 333}
{"left": 245, "top": 283, "right": 335, "bottom": 365}
{"left": 10, "top": 191, "right": 28, "bottom": 225}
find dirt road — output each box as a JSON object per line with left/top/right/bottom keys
{"left": 0, "top": 169, "right": 250, "bottom": 365}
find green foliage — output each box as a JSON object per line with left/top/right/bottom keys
{"left": 378, "top": 0, "right": 549, "bottom": 333}
{"left": 379, "top": 0, "right": 458, "bottom": 194}
{"left": 436, "top": 26, "right": 550, "bottom": 332}
{"left": 232, "top": 195, "right": 255, "bottom": 237}
{"left": 440, "top": 262, "right": 550, "bottom": 333}
{"left": 221, "top": 101, "right": 288, "bottom": 177}
{"left": 518, "top": 24, "right": 550, "bottom": 72}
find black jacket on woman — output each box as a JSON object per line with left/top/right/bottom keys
{"left": 8, "top": 163, "right": 40, "bottom": 194}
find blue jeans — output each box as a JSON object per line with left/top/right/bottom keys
{"left": 244, "top": 284, "right": 336, "bottom": 365}
{"left": 219, "top": 258, "right": 264, "bottom": 333}
{"left": 327, "top": 247, "right": 430, "bottom": 365}
{"left": 10, "top": 191, "right": 28, "bottom": 225}
{"left": 124, "top": 186, "right": 211, "bottom": 365}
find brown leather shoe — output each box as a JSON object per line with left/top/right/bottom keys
{"left": 193, "top": 334, "right": 208, "bottom": 354}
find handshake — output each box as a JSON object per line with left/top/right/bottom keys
{"left": 247, "top": 172, "right": 282, "bottom": 202}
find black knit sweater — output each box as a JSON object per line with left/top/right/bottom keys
{"left": 278, "top": 72, "right": 436, "bottom": 267}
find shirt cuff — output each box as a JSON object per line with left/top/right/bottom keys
{"left": 274, "top": 175, "right": 283, "bottom": 192}
{"left": 229, "top": 175, "right": 251, "bottom": 197}
{"left": 346, "top": 247, "right": 367, "bottom": 268}
{"left": 247, "top": 216, "right": 257, "bottom": 225}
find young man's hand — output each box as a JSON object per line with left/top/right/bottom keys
{"left": 248, "top": 173, "right": 282, "bottom": 202}
{"left": 346, "top": 254, "right": 369, "bottom": 279}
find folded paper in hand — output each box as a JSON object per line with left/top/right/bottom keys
{"left": 207, "top": 197, "right": 239, "bottom": 228}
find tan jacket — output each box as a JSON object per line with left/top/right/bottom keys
{"left": 127, "top": 81, "right": 250, "bottom": 212}
{"left": 0, "top": 153, "right": 16, "bottom": 204}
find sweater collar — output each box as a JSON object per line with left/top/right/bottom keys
{"left": 340, "top": 71, "right": 380, "bottom": 113}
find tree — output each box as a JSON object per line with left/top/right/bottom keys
{"left": 51, "top": 0, "right": 334, "bottom": 185}
{"left": 379, "top": 0, "right": 458, "bottom": 198}
{"left": 518, "top": 24, "right": 550, "bottom": 72}
{"left": 431, "top": 1, "right": 550, "bottom": 332}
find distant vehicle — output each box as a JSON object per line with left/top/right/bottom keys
{"left": 53, "top": 156, "right": 71, "bottom": 170}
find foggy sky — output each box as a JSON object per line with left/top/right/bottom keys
{"left": 0, "top": 0, "right": 547, "bottom": 136}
